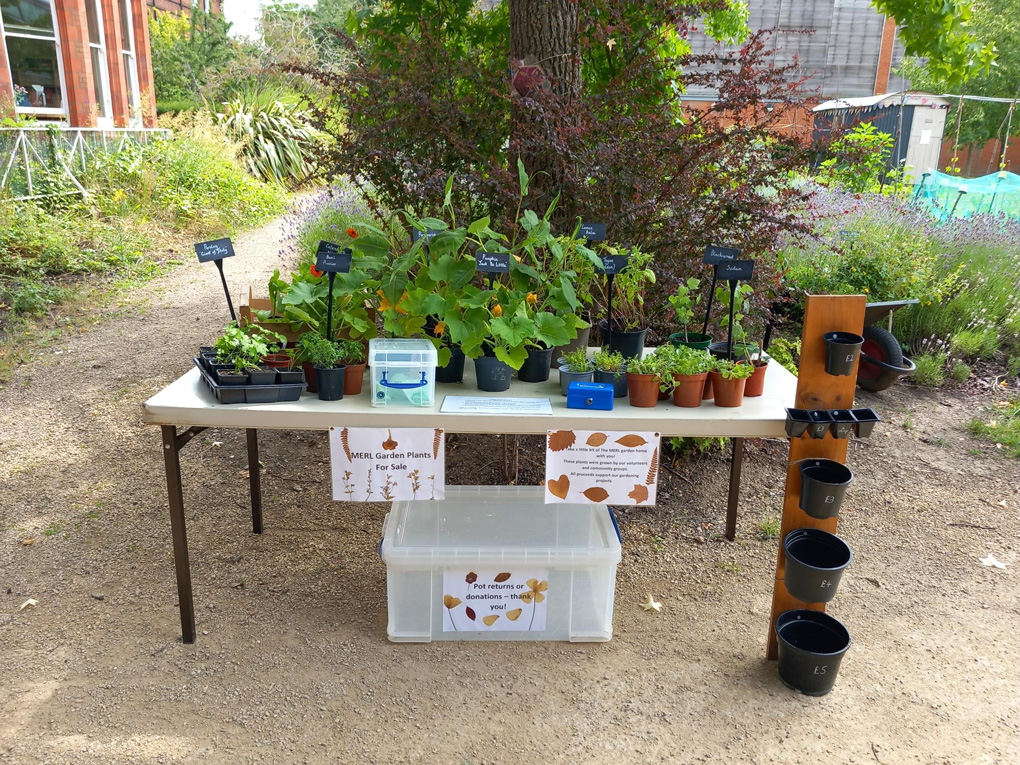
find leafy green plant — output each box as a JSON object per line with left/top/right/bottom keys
{"left": 592, "top": 247, "right": 655, "bottom": 331}
{"left": 714, "top": 282, "right": 757, "bottom": 361}
{"left": 656, "top": 344, "right": 712, "bottom": 377}
{"left": 667, "top": 277, "right": 702, "bottom": 341}
{"left": 818, "top": 123, "right": 897, "bottom": 194}
{"left": 912, "top": 353, "right": 947, "bottom": 386}
{"left": 950, "top": 329, "right": 999, "bottom": 360}
{"left": 296, "top": 332, "right": 344, "bottom": 368}
{"left": 214, "top": 323, "right": 285, "bottom": 373}
{"left": 216, "top": 94, "right": 319, "bottom": 187}
{"left": 336, "top": 339, "right": 366, "bottom": 365}
{"left": 713, "top": 359, "right": 755, "bottom": 380}
{"left": 951, "top": 360, "right": 972, "bottom": 382}
{"left": 969, "top": 398, "right": 1020, "bottom": 458}
{"left": 594, "top": 349, "right": 626, "bottom": 374}
{"left": 1008, "top": 356, "right": 1020, "bottom": 379}
{"left": 625, "top": 356, "right": 659, "bottom": 376}
{"left": 756, "top": 515, "right": 780, "bottom": 540}
{"left": 765, "top": 337, "right": 800, "bottom": 376}
{"left": 562, "top": 347, "right": 593, "bottom": 373}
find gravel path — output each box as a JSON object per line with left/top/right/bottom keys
{"left": 1, "top": 213, "right": 1018, "bottom": 764}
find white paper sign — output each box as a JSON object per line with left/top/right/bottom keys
{"left": 329, "top": 427, "right": 444, "bottom": 501}
{"left": 440, "top": 395, "right": 553, "bottom": 415}
{"left": 545, "top": 430, "right": 659, "bottom": 506}
{"left": 919, "top": 129, "right": 932, "bottom": 145}
{"left": 442, "top": 568, "right": 548, "bottom": 632}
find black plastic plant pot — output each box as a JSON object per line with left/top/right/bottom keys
{"left": 559, "top": 367, "right": 593, "bottom": 396}
{"left": 799, "top": 459, "right": 853, "bottom": 519}
{"left": 315, "top": 365, "right": 346, "bottom": 401}
{"left": 785, "top": 409, "right": 812, "bottom": 438}
{"left": 851, "top": 408, "right": 881, "bottom": 437}
{"left": 708, "top": 341, "right": 759, "bottom": 360}
{"left": 436, "top": 345, "right": 466, "bottom": 384}
{"left": 474, "top": 356, "right": 512, "bottom": 392}
{"left": 824, "top": 331, "right": 865, "bottom": 377}
{"left": 783, "top": 528, "right": 853, "bottom": 604}
{"left": 518, "top": 346, "right": 554, "bottom": 383}
{"left": 248, "top": 369, "right": 277, "bottom": 386}
{"left": 775, "top": 610, "right": 851, "bottom": 697}
{"left": 278, "top": 370, "right": 304, "bottom": 385}
{"left": 604, "top": 323, "right": 648, "bottom": 360}
{"left": 594, "top": 368, "right": 628, "bottom": 398}
{"left": 830, "top": 410, "right": 857, "bottom": 439}
{"left": 217, "top": 371, "right": 248, "bottom": 386}
{"left": 808, "top": 410, "right": 835, "bottom": 439}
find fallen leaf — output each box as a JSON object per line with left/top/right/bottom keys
{"left": 494, "top": 572, "right": 512, "bottom": 583}
{"left": 21, "top": 538, "right": 34, "bottom": 546}
{"left": 506, "top": 608, "right": 522, "bottom": 621}
{"left": 582, "top": 486, "right": 610, "bottom": 502}
{"left": 482, "top": 614, "right": 500, "bottom": 626}
{"left": 616, "top": 434, "right": 648, "bottom": 448}
{"left": 547, "top": 474, "right": 570, "bottom": 499}
{"left": 548, "top": 430, "right": 577, "bottom": 451}
{"left": 465, "top": 606, "right": 476, "bottom": 621}
{"left": 980, "top": 554, "right": 1007, "bottom": 569}
{"left": 628, "top": 484, "right": 649, "bottom": 504}
{"left": 19, "top": 598, "right": 38, "bottom": 611}
{"left": 586, "top": 432, "right": 608, "bottom": 447}
{"left": 641, "top": 594, "right": 661, "bottom": 612}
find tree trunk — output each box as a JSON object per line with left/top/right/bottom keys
{"left": 508, "top": 0, "right": 580, "bottom": 216}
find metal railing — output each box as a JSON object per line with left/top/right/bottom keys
{"left": 0, "top": 127, "right": 170, "bottom": 202}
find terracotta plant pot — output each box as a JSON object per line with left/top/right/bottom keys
{"left": 261, "top": 353, "right": 292, "bottom": 370}
{"left": 744, "top": 362, "right": 768, "bottom": 397}
{"left": 672, "top": 372, "right": 708, "bottom": 407}
{"left": 703, "top": 375, "right": 714, "bottom": 400}
{"left": 625, "top": 372, "right": 660, "bottom": 407}
{"left": 708, "top": 370, "right": 746, "bottom": 407}
{"left": 344, "top": 362, "right": 366, "bottom": 395}
{"left": 301, "top": 361, "right": 318, "bottom": 393}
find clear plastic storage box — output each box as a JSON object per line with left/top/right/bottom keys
{"left": 368, "top": 338, "right": 437, "bottom": 408}
{"left": 380, "top": 486, "right": 622, "bottom": 642}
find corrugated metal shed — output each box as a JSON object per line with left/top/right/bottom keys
{"left": 685, "top": 0, "right": 901, "bottom": 99}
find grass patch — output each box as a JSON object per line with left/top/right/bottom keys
{"left": 912, "top": 353, "right": 947, "bottom": 387}
{"left": 756, "top": 515, "right": 780, "bottom": 540}
{"left": 969, "top": 399, "right": 1020, "bottom": 458}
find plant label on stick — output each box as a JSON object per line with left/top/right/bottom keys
{"left": 719, "top": 259, "right": 754, "bottom": 282}
{"left": 545, "top": 430, "right": 659, "bottom": 506}
{"left": 194, "top": 238, "right": 235, "bottom": 263}
{"left": 411, "top": 228, "right": 442, "bottom": 244}
{"left": 329, "top": 427, "right": 445, "bottom": 502}
{"left": 575, "top": 222, "right": 606, "bottom": 242}
{"left": 703, "top": 244, "right": 740, "bottom": 265}
{"left": 315, "top": 241, "right": 352, "bottom": 274}
{"left": 474, "top": 251, "right": 511, "bottom": 274}
{"left": 596, "top": 255, "right": 629, "bottom": 275}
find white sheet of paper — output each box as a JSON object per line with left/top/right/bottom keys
{"left": 440, "top": 396, "right": 553, "bottom": 415}
{"left": 545, "top": 429, "right": 659, "bottom": 506}
{"left": 329, "top": 427, "right": 444, "bottom": 502}
{"left": 919, "top": 129, "right": 932, "bottom": 145}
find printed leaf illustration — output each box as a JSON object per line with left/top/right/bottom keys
{"left": 506, "top": 608, "right": 523, "bottom": 621}
{"left": 548, "top": 430, "right": 577, "bottom": 451}
{"left": 586, "top": 432, "right": 607, "bottom": 447}
{"left": 382, "top": 429, "right": 398, "bottom": 451}
{"left": 646, "top": 448, "right": 658, "bottom": 485}
{"left": 628, "top": 484, "right": 649, "bottom": 504}
{"left": 340, "top": 427, "right": 352, "bottom": 462}
{"left": 616, "top": 434, "right": 648, "bottom": 448}
{"left": 465, "top": 571, "right": 477, "bottom": 584}
{"left": 443, "top": 595, "right": 461, "bottom": 609}
{"left": 432, "top": 429, "right": 442, "bottom": 459}
{"left": 482, "top": 614, "right": 500, "bottom": 626}
{"left": 520, "top": 579, "right": 548, "bottom": 605}
{"left": 583, "top": 486, "right": 610, "bottom": 502}
{"left": 547, "top": 474, "right": 570, "bottom": 499}
{"left": 465, "top": 606, "right": 476, "bottom": 621}
{"left": 494, "top": 572, "right": 512, "bottom": 583}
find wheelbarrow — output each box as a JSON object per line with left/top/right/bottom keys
{"left": 856, "top": 300, "right": 918, "bottom": 392}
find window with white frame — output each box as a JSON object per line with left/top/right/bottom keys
{"left": 0, "top": 0, "right": 66, "bottom": 115}
{"left": 118, "top": 0, "right": 139, "bottom": 120}
{"left": 84, "top": 0, "right": 112, "bottom": 122}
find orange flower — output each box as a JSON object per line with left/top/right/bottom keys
{"left": 310, "top": 264, "right": 323, "bottom": 278}
{"left": 433, "top": 321, "right": 446, "bottom": 337}
{"left": 377, "top": 289, "right": 409, "bottom": 315}
{"left": 346, "top": 227, "right": 358, "bottom": 238}
{"left": 492, "top": 304, "right": 503, "bottom": 317}
{"left": 526, "top": 292, "right": 538, "bottom": 306}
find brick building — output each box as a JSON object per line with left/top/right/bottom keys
{"left": 147, "top": 0, "right": 220, "bottom": 15}
{"left": 1, "top": 0, "right": 173, "bottom": 129}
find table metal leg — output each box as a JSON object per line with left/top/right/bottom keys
{"left": 246, "top": 428, "right": 263, "bottom": 534}
{"left": 725, "top": 437, "right": 744, "bottom": 541}
{"left": 161, "top": 425, "right": 196, "bottom": 644}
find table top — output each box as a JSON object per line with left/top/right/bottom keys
{"left": 142, "top": 359, "right": 797, "bottom": 437}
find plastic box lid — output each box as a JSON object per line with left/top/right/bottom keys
{"left": 369, "top": 338, "right": 438, "bottom": 365}
{"left": 381, "top": 486, "right": 621, "bottom": 567}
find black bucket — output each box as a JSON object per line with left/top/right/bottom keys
{"left": 824, "top": 331, "right": 865, "bottom": 377}
{"left": 602, "top": 321, "right": 648, "bottom": 360}
{"left": 776, "top": 609, "right": 851, "bottom": 696}
{"left": 799, "top": 459, "right": 853, "bottom": 519}
{"left": 783, "top": 528, "right": 853, "bottom": 603}
{"left": 594, "top": 368, "right": 628, "bottom": 398}
{"left": 436, "top": 345, "right": 465, "bottom": 384}
{"left": 808, "top": 410, "right": 834, "bottom": 439}
{"left": 315, "top": 365, "right": 346, "bottom": 401}
{"left": 518, "top": 346, "right": 554, "bottom": 383}
{"left": 474, "top": 356, "right": 512, "bottom": 392}
{"left": 785, "top": 409, "right": 811, "bottom": 438}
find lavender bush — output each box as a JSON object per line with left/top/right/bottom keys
{"left": 280, "top": 183, "right": 379, "bottom": 266}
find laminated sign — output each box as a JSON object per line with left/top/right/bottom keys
{"left": 442, "top": 568, "right": 549, "bottom": 632}
{"left": 545, "top": 430, "right": 660, "bottom": 506}
{"left": 329, "top": 427, "right": 445, "bottom": 501}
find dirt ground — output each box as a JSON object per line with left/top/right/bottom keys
{"left": 1, "top": 214, "right": 1018, "bottom": 765}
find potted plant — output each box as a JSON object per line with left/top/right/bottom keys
{"left": 659, "top": 344, "right": 712, "bottom": 407}
{"left": 708, "top": 358, "right": 754, "bottom": 407}
{"left": 593, "top": 247, "right": 654, "bottom": 359}
{"left": 709, "top": 283, "right": 759, "bottom": 361}
{"left": 337, "top": 339, "right": 368, "bottom": 395}
{"left": 297, "top": 332, "right": 346, "bottom": 401}
{"left": 668, "top": 277, "right": 712, "bottom": 350}
{"left": 624, "top": 355, "right": 661, "bottom": 407}
{"left": 593, "top": 349, "right": 628, "bottom": 398}
{"left": 558, "top": 347, "right": 594, "bottom": 396}
{"left": 213, "top": 324, "right": 285, "bottom": 386}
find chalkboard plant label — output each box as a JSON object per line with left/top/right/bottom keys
{"left": 411, "top": 228, "right": 442, "bottom": 244}
{"left": 702, "top": 244, "right": 740, "bottom": 266}
{"left": 719, "top": 259, "right": 754, "bottom": 281}
{"left": 315, "top": 241, "right": 353, "bottom": 274}
{"left": 474, "top": 251, "right": 511, "bottom": 273}
{"left": 596, "top": 255, "right": 629, "bottom": 275}
{"left": 194, "top": 238, "right": 235, "bottom": 262}
{"left": 575, "top": 222, "right": 606, "bottom": 242}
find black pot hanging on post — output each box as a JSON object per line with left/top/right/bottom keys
{"left": 823, "top": 331, "right": 865, "bottom": 376}
{"left": 775, "top": 610, "right": 851, "bottom": 696}
{"left": 799, "top": 459, "right": 853, "bottom": 519}
{"left": 783, "top": 528, "right": 853, "bottom": 603}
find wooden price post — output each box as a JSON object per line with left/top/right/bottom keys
{"left": 766, "top": 293, "right": 866, "bottom": 660}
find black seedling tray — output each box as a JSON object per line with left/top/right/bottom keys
{"left": 785, "top": 407, "right": 882, "bottom": 440}
{"left": 193, "top": 358, "right": 304, "bottom": 405}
